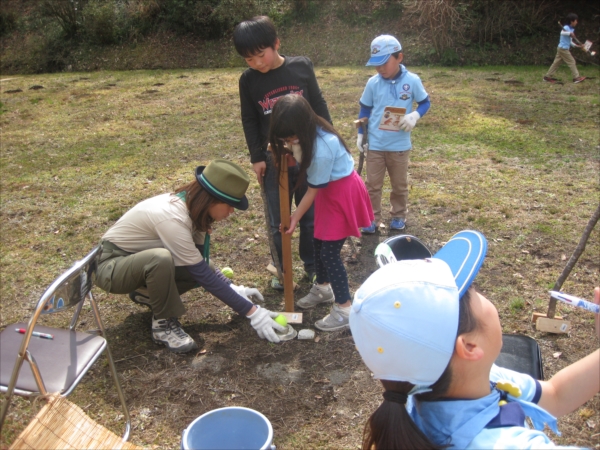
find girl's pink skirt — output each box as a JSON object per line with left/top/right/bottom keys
{"left": 314, "top": 170, "right": 374, "bottom": 241}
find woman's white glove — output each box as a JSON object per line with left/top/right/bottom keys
{"left": 399, "top": 111, "right": 421, "bottom": 132}
{"left": 356, "top": 134, "right": 368, "bottom": 153}
{"left": 231, "top": 284, "right": 264, "bottom": 302}
{"left": 247, "top": 306, "right": 286, "bottom": 343}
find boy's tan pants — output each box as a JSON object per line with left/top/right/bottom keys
{"left": 546, "top": 48, "right": 579, "bottom": 78}
{"left": 365, "top": 149, "right": 411, "bottom": 224}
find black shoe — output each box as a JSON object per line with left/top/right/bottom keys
{"left": 129, "top": 291, "right": 151, "bottom": 308}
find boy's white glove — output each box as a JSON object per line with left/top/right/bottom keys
{"left": 231, "top": 284, "right": 264, "bottom": 302}
{"left": 247, "top": 306, "right": 285, "bottom": 343}
{"left": 356, "top": 134, "right": 368, "bottom": 153}
{"left": 399, "top": 111, "right": 421, "bottom": 132}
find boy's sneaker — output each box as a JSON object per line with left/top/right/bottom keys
{"left": 543, "top": 76, "right": 558, "bottom": 83}
{"left": 573, "top": 76, "right": 586, "bottom": 84}
{"left": 304, "top": 270, "right": 316, "bottom": 284}
{"left": 297, "top": 284, "right": 334, "bottom": 309}
{"left": 361, "top": 222, "right": 377, "bottom": 235}
{"left": 390, "top": 218, "right": 406, "bottom": 231}
{"left": 314, "top": 303, "right": 350, "bottom": 331}
{"left": 129, "top": 290, "right": 151, "bottom": 308}
{"left": 152, "top": 316, "right": 198, "bottom": 353}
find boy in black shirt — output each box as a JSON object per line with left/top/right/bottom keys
{"left": 234, "top": 16, "right": 332, "bottom": 289}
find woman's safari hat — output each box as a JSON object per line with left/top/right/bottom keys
{"left": 195, "top": 159, "right": 250, "bottom": 210}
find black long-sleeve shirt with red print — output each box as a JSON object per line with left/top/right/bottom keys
{"left": 238, "top": 55, "right": 332, "bottom": 164}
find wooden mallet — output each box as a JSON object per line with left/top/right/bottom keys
{"left": 278, "top": 152, "right": 302, "bottom": 324}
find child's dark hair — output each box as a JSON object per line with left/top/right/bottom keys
{"left": 233, "top": 16, "right": 278, "bottom": 58}
{"left": 268, "top": 94, "right": 350, "bottom": 191}
{"left": 174, "top": 180, "right": 222, "bottom": 232}
{"left": 561, "top": 13, "right": 578, "bottom": 25}
{"left": 361, "top": 288, "right": 480, "bottom": 450}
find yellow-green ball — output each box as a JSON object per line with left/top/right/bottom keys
{"left": 274, "top": 314, "right": 288, "bottom": 327}
{"left": 221, "top": 267, "right": 234, "bottom": 279}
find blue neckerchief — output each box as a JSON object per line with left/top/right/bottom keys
{"left": 408, "top": 383, "right": 559, "bottom": 449}
{"left": 380, "top": 64, "right": 405, "bottom": 99}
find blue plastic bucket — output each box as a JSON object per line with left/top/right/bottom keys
{"left": 181, "top": 406, "right": 274, "bottom": 450}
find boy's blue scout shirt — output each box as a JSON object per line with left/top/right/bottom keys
{"left": 408, "top": 364, "right": 577, "bottom": 449}
{"left": 559, "top": 25, "right": 575, "bottom": 49}
{"left": 359, "top": 64, "right": 428, "bottom": 152}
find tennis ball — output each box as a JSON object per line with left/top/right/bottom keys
{"left": 274, "top": 314, "right": 288, "bottom": 327}
{"left": 221, "top": 267, "right": 234, "bottom": 279}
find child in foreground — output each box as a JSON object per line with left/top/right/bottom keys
{"left": 544, "top": 13, "right": 586, "bottom": 84}
{"left": 357, "top": 35, "right": 430, "bottom": 234}
{"left": 350, "top": 230, "right": 599, "bottom": 449}
{"left": 269, "top": 94, "right": 373, "bottom": 331}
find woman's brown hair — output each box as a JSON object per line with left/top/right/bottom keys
{"left": 361, "top": 289, "right": 480, "bottom": 450}
{"left": 173, "top": 180, "right": 223, "bottom": 232}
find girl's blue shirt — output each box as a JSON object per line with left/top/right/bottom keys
{"left": 306, "top": 127, "right": 354, "bottom": 188}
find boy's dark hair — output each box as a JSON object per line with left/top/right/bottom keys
{"left": 361, "top": 288, "right": 480, "bottom": 450}
{"left": 562, "top": 13, "right": 578, "bottom": 25}
{"left": 233, "top": 16, "right": 278, "bottom": 58}
{"left": 391, "top": 51, "right": 402, "bottom": 59}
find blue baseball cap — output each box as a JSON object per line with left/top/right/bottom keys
{"left": 366, "top": 35, "right": 402, "bottom": 66}
{"left": 349, "top": 230, "right": 487, "bottom": 387}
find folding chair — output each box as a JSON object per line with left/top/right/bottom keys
{"left": 0, "top": 246, "right": 131, "bottom": 442}
{"left": 373, "top": 234, "right": 544, "bottom": 380}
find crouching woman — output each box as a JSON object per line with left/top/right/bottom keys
{"left": 95, "top": 159, "right": 285, "bottom": 353}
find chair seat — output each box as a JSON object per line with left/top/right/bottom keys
{"left": 9, "top": 395, "right": 141, "bottom": 450}
{"left": 0, "top": 323, "right": 106, "bottom": 395}
{"left": 495, "top": 334, "right": 544, "bottom": 380}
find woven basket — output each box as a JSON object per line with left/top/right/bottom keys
{"left": 10, "top": 395, "right": 142, "bottom": 449}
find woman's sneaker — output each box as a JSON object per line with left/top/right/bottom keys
{"left": 129, "top": 290, "right": 151, "bottom": 308}
{"left": 297, "top": 284, "right": 334, "bottom": 309}
{"left": 152, "top": 316, "right": 198, "bottom": 353}
{"left": 314, "top": 303, "right": 350, "bottom": 331}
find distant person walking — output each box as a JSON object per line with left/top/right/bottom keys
{"left": 544, "top": 13, "right": 586, "bottom": 84}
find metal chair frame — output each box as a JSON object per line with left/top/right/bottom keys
{"left": 0, "top": 246, "right": 131, "bottom": 441}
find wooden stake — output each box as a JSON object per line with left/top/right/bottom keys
{"left": 547, "top": 204, "right": 600, "bottom": 318}
{"left": 279, "top": 153, "right": 295, "bottom": 313}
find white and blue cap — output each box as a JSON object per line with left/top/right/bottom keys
{"left": 349, "top": 230, "right": 487, "bottom": 387}
{"left": 366, "top": 35, "right": 402, "bottom": 66}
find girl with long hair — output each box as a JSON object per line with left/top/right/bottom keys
{"left": 269, "top": 94, "right": 373, "bottom": 331}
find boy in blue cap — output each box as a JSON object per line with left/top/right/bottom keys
{"left": 350, "top": 230, "right": 600, "bottom": 449}
{"left": 357, "top": 35, "right": 430, "bottom": 234}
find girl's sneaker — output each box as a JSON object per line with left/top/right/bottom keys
{"left": 573, "top": 76, "right": 586, "bottom": 84}
{"left": 297, "top": 284, "right": 334, "bottom": 309}
{"left": 314, "top": 303, "right": 350, "bottom": 331}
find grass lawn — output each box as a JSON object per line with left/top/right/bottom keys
{"left": 1, "top": 64, "right": 599, "bottom": 448}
